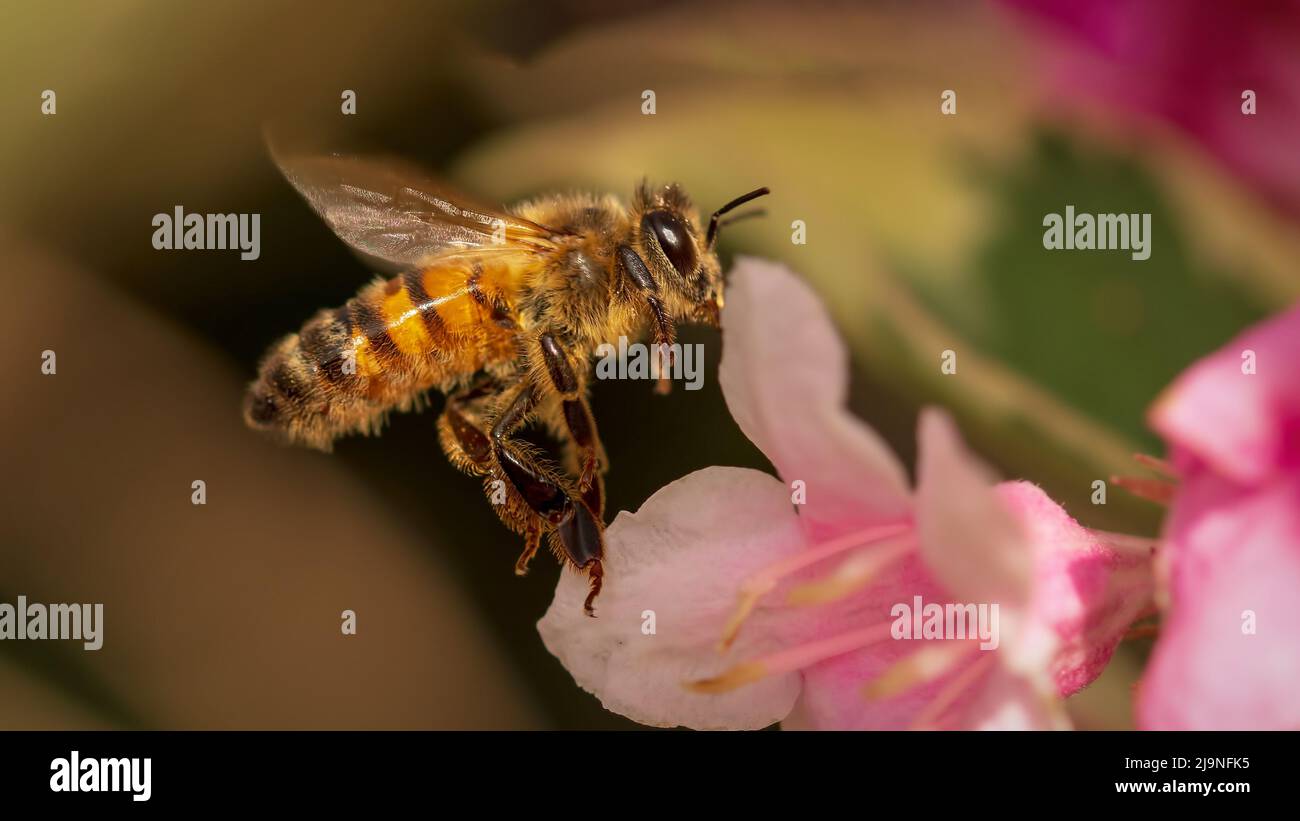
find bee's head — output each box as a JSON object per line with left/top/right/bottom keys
{"left": 633, "top": 182, "right": 769, "bottom": 327}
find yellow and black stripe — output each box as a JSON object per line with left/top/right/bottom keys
{"left": 244, "top": 255, "right": 524, "bottom": 449}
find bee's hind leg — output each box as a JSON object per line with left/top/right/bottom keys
{"left": 437, "top": 378, "right": 543, "bottom": 573}
{"left": 438, "top": 378, "right": 603, "bottom": 611}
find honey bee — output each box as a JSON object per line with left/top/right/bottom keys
{"left": 243, "top": 148, "right": 768, "bottom": 614}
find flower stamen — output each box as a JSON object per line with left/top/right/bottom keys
{"left": 1132, "top": 452, "right": 1177, "bottom": 477}
{"left": 785, "top": 536, "right": 915, "bottom": 606}
{"left": 717, "top": 522, "right": 911, "bottom": 651}
{"left": 688, "top": 622, "right": 894, "bottom": 694}
{"left": 861, "top": 640, "right": 981, "bottom": 701}
{"left": 1110, "top": 474, "right": 1177, "bottom": 505}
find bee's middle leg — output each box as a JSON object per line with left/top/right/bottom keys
{"left": 534, "top": 332, "right": 607, "bottom": 519}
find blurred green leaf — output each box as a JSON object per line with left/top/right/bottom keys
{"left": 912, "top": 129, "right": 1268, "bottom": 450}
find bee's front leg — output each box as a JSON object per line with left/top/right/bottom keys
{"left": 616, "top": 244, "right": 677, "bottom": 395}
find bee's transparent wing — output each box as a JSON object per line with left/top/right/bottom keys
{"left": 271, "top": 148, "right": 560, "bottom": 270}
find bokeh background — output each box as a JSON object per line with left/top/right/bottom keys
{"left": 2, "top": 0, "right": 1296, "bottom": 729}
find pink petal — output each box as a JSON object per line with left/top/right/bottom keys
{"left": 789, "top": 480, "right": 1129, "bottom": 730}
{"left": 997, "top": 481, "right": 1155, "bottom": 696}
{"left": 914, "top": 408, "right": 1033, "bottom": 613}
{"left": 1137, "top": 472, "right": 1300, "bottom": 729}
{"left": 1150, "top": 302, "right": 1300, "bottom": 484}
{"left": 719, "top": 257, "right": 911, "bottom": 540}
{"left": 1000, "top": 1, "right": 1300, "bottom": 221}
{"left": 538, "top": 466, "right": 812, "bottom": 730}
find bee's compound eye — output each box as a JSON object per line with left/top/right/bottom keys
{"left": 642, "top": 210, "right": 696, "bottom": 277}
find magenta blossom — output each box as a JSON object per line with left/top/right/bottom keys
{"left": 1000, "top": 0, "right": 1300, "bottom": 220}
{"left": 1137, "top": 302, "right": 1300, "bottom": 729}
{"left": 538, "top": 259, "right": 1153, "bottom": 730}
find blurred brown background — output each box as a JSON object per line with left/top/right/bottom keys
{"left": 2, "top": 1, "right": 1295, "bottom": 729}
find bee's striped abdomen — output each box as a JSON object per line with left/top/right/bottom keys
{"left": 244, "top": 255, "right": 522, "bottom": 449}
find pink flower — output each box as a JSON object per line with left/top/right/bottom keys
{"left": 538, "top": 259, "right": 1153, "bottom": 730}
{"left": 1136, "top": 303, "right": 1300, "bottom": 729}
{"left": 1000, "top": 0, "right": 1300, "bottom": 220}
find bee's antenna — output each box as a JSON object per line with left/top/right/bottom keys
{"left": 718, "top": 208, "right": 767, "bottom": 230}
{"left": 706, "top": 187, "right": 770, "bottom": 249}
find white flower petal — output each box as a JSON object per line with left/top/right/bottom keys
{"left": 538, "top": 466, "right": 811, "bottom": 730}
